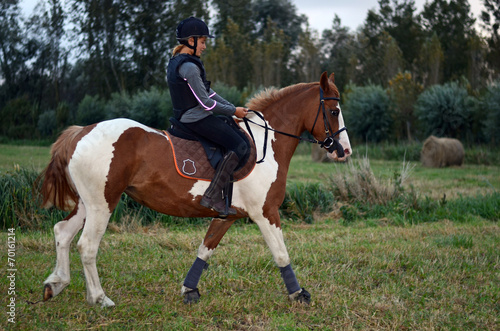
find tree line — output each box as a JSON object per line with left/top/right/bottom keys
{"left": 1, "top": 0, "right": 499, "bottom": 143}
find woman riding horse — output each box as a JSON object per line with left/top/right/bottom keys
{"left": 167, "top": 17, "right": 249, "bottom": 217}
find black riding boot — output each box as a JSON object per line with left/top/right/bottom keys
{"left": 200, "top": 151, "right": 239, "bottom": 217}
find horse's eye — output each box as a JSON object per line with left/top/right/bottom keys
{"left": 331, "top": 109, "right": 339, "bottom": 116}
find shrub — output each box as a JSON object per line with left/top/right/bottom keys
{"left": 212, "top": 82, "right": 244, "bottom": 106}
{"left": 76, "top": 95, "right": 106, "bottom": 125}
{"left": 0, "top": 96, "right": 36, "bottom": 139}
{"left": 415, "top": 82, "right": 476, "bottom": 140}
{"left": 37, "top": 110, "right": 57, "bottom": 137}
{"left": 105, "top": 92, "right": 133, "bottom": 119}
{"left": 329, "top": 157, "right": 414, "bottom": 205}
{"left": 482, "top": 82, "right": 500, "bottom": 144}
{"left": 343, "top": 84, "right": 393, "bottom": 143}
{"left": 281, "top": 183, "right": 334, "bottom": 223}
{"left": 129, "top": 87, "right": 172, "bottom": 128}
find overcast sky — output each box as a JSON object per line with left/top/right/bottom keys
{"left": 20, "top": 0, "right": 485, "bottom": 33}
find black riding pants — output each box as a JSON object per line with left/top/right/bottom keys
{"left": 182, "top": 115, "right": 248, "bottom": 161}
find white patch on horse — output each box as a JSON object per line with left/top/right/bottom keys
{"left": 197, "top": 243, "right": 214, "bottom": 261}
{"left": 188, "top": 113, "right": 279, "bottom": 218}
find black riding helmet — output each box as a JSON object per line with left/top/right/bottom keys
{"left": 176, "top": 17, "right": 214, "bottom": 56}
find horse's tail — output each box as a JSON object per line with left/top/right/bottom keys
{"left": 37, "top": 125, "right": 83, "bottom": 211}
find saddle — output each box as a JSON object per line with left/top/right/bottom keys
{"left": 165, "top": 116, "right": 256, "bottom": 181}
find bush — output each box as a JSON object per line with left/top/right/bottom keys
{"left": 0, "top": 96, "right": 37, "bottom": 139}
{"left": 129, "top": 87, "right": 172, "bottom": 128}
{"left": 105, "top": 92, "right": 133, "bottom": 119}
{"left": 76, "top": 95, "right": 106, "bottom": 125}
{"left": 281, "top": 183, "right": 334, "bottom": 223}
{"left": 212, "top": 82, "right": 244, "bottom": 106}
{"left": 482, "top": 82, "right": 500, "bottom": 144}
{"left": 343, "top": 84, "right": 393, "bottom": 143}
{"left": 415, "top": 82, "right": 476, "bottom": 140}
{"left": 37, "top": 110, "right": 57, "bottom": 137}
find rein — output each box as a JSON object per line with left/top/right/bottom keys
{"left": 243, "top": 87, "right": 347, "bottom": 163}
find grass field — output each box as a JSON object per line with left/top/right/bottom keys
{"left": 1, "top": 219, "right": 498, "bottom": 330}
{"left": 1, "top": 143, "right": 499, "bottom": 330}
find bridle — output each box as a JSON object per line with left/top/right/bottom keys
{"left": 243, "top": 86, "right": 348, "bottom": 163}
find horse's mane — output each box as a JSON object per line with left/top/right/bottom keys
{"left": 246, "top": 82, "right": 316, "bottom": 111}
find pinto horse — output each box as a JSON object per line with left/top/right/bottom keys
{"left": 39, "top": 72, "right": 351, "bottom": 307}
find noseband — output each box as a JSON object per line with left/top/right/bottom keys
{"left": 243, "top": 86, "right": 348, "bottom": 163}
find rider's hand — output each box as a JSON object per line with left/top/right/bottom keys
{"left": 234, "top": 107, "right": 249, "bottom": 118}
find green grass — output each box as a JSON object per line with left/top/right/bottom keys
{"left": 1, "top": 142, "right": 499, "bottom": 329}
{"left": 0, "top": 144, "right": 51, "bottom": 172}
{"left": 1, "top": 220, "right": 498, "bottom": 330}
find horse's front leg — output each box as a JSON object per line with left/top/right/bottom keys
{"left": 253, "top": 213, "right": 311, "bottom": 304}
{"left": 182, "top": 217, "right": 236, "bottom": 303}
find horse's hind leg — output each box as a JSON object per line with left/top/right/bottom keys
{"left": 44, "top": 200, "right": 86, "bottom": 301}
{"left": 182, "top": 217, "right": 236, "bottom": 303}
{"left": 77, "top": 207, "right": 115, "bottom": 307}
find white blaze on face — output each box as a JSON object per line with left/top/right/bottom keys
{"left": 327, "top": 107, "right": 352, "bottom": 162}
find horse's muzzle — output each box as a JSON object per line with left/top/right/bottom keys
{"left": 323, "top": 137, "right": 345, "bottom": 158}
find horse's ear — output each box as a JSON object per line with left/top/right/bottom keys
{"left": 320, "top": 71, "right": 330, "bottom": 92}
{"left": 329, "top": 73, "right": 335, "bottom": 83}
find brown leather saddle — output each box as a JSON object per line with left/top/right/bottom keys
{"left": 165, "top": 116, "right": 256, "bottom": 181}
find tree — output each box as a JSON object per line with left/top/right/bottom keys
{"left": 212, "top": 0, "right": 254, "bottom": 36}
{"left": 126, "top": 0, "right": 170, "bottom": 89}
{"left": 321, "top": 15, "right": 356, "bottom": 90}
{"left": 420, "top": 0, "right": 477, "bottom": 82}
{"left": 26, "top": 0, "right": 69, "bottom": 110}
{"left": 250, "top": 18, "right": 288, "bottom": 87}
{"left": 292, "top": 26, "right": 321, "bottom": 83}
{"left": 204, "top": 19, "right": 252, "bottom": 89}
{"left": 252, "top": 0, "right": 306, "bottom": 47}
{"left": 418, "top": 32, "right": 444, "bottom": 86}
{"left": 362, "top": 0, "right": 423, "bottom": 71}
{"left": 481, "top": 0, "right": 500, "bottom": 79}
{"left": 0, "top": 0, "right": 26, "bottom": 107}
{"left": 70, "top": 0, "right": 130, "bottom": 98}
{"left": 387, "top": 71, "right": 423, "bottom": 141}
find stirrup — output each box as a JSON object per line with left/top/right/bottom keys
{"left": 200, "top": 196, "right": 236, "bottom": 217}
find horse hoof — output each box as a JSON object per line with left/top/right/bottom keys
{"left": 101, "top": 296, "right": 115, "bottom": 307}
{"left": 295, "top": 288, "right": 311, "bottom": 304}
{"left": 183, "top": 288, "right": 200, "bottom": 304}
{"left": 43, "top": 284, "right": 53, "bottom": 301}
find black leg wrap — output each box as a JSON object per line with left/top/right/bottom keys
{"left": 184, "top": 257, "right": 207, "bottom": 290}
{"left": 280, "top": 264, "right": 301, "bottom": 294}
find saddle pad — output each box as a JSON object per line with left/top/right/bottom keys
{"left": 165, "top": 130, "right": 257, "bottom": 181}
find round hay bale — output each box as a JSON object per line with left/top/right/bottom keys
{"left": 420, "top": 135, "right": 464, "bottom": 167}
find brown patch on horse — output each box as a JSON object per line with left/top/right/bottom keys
{"left": 202, "top": 218, "right": 236, "bottom": 250}
{"left": 38, "top": 124, "right": 97, "bottom": 211}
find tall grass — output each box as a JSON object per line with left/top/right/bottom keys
{"left": 1, "top": 157, "right": 499, "bottom": 230}
{"left": 0, "top": 168, "right": 67, "bottom": 229}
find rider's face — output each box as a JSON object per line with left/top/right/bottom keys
{"left": 189, "top": 37, "right": 207, "bottom": 57}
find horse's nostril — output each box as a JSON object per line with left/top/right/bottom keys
{"left": 344, "top": 149, "right": 350, "bottom": 155}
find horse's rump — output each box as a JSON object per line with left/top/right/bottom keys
{"left": 38, "top": 125, "right": 93, "bottom": 211}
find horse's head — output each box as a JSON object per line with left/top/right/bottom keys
{"left": 308, "top": 72, "right": 351, "bottom": 162}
